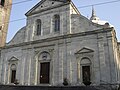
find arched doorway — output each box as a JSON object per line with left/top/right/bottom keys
{"left": 80, "top": 58, "right": 91, "bottom": 84}
{"left": 38, "top": 51, "right": 51, "bottom": 84}
{"left": 10, "top": 64, "right": 16, "bottom": 83}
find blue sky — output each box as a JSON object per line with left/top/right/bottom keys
{"left": 7, "top": 0, "right": 120, "bottom": 42}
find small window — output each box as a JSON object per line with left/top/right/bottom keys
{"left": 0, "top": 0, "right": 5, "bottom": 6}
{"left": 53, "top": 15, "right": 60, "bottom": 32}
{"left": 36, "top": 19, "right": 41, "bottom": 35}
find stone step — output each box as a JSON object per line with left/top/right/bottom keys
{"left": 0, "top": 85, "right": 100, "bottom": 90}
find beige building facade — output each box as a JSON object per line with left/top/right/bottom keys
{"left": 0, "top": 0, "right": 120, "bottom": 88}
{"left": 0, "top": 0, "right": 12, "bottom": 47}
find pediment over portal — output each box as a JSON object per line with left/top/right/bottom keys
{"left": 75, "top": 47, "right": 94, "bottom": 54}
{"left": 25, "top": 0, "right": 71, "bottom": 16}
{"left": 8, "top": 56, "right": 18, "bottom": 62}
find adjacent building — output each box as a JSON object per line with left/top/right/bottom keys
{"left": 0, "top": 0, "right": 12, "bottom": 47}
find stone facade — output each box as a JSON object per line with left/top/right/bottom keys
{"left": 0, "top": 0, "right": 120, "bottom": 88}
{"left": 0, "top": 0, "right": 12, "bottom": 47}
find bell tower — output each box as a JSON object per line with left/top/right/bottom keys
{"left": 0, "top": 0, "right": 12, "bottom": 47}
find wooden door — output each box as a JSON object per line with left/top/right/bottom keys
{"left": 82, "top": 66, "right": 90, "bottom": 82}
{"left": 40, "top": 62, "right": 50, "bottom": 84}
{"left": 11, "top": 70, "right": 16, "bottom": 83}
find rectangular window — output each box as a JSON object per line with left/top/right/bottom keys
{"left": 36, "top": 19, "right": 41, "bottom": 35}
{"left": 54, "top": 15, "right": 60, "bottom": 32}
{"left": 37, "top": 24, "right": 41, "bottom": 35}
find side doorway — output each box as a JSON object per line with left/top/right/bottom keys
{"left": 80, "top": 58, "right": 92, "bottom": 85}
{"left": 82, "top": 66, "right": 91, "bottom": 83}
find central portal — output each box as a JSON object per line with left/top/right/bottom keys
{"left": 40, "top": 62, "right": 50, "bottom": 84}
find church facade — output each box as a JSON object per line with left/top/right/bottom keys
{"left": 0, "top": 0, "right": 120, "bottom": 87}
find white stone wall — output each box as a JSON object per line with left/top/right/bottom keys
{"left": 110, "top": 31, "right": 120, "bottom": 84}
{"left": 0, "top": 29, "right": 119, "bottom": 86}
{"left": 71, "top": 14, "right": 103, "bottom": 34}
{"left": 118, "top": 43, "right": 120, "bottom": 83}
{"left": 0, "top": 0, "right": 119, "bottom": 87}
{"left": 7, "top": 27, "right": 26, "bottom": 45}
{"left": 7, "top": 1, "right": 102, "bottom": 45}
{"left": 25, "top": 3, "right": 71, "bottom": 42}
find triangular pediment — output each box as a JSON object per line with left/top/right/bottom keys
{"left": 25, "top": 0, "right": 71, "bottom": 16}
{"left": 75, "top": 47, "right": 94, "bottom": 54}
{"left": 8, "top": 56, "right": 18, "bottom": 62}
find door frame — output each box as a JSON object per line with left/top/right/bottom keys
{"left": 82, "top": 66, "right": 91, "bottom": 82}
{"left": 39, "top": 62, "right": 50, "bottom": 84}
{"left": 38, "top": 60, "right": 52, "bottom": 85}
{"left": 80, "top": 64, "right": 92, "bottom": 84}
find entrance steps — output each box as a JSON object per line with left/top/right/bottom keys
{"left": 0, "top": 85, "right": 115, "bottom": 90}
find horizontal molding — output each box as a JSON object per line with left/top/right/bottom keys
{"left": 2, "top": 27, "right": 113, "bottom": 49}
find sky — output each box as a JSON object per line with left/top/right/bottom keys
{"left": 7, "top": 0, "right": 120, "bottom": 42}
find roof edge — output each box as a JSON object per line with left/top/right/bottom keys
{"left": 25, "top": 0, "right": 72, "bottom": 16}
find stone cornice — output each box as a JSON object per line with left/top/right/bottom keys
{"left": 3, "top": 27, "right": 113, "bottom": 49}
{"left": 70, "top": 1, "right": 80, "bottom": 14}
